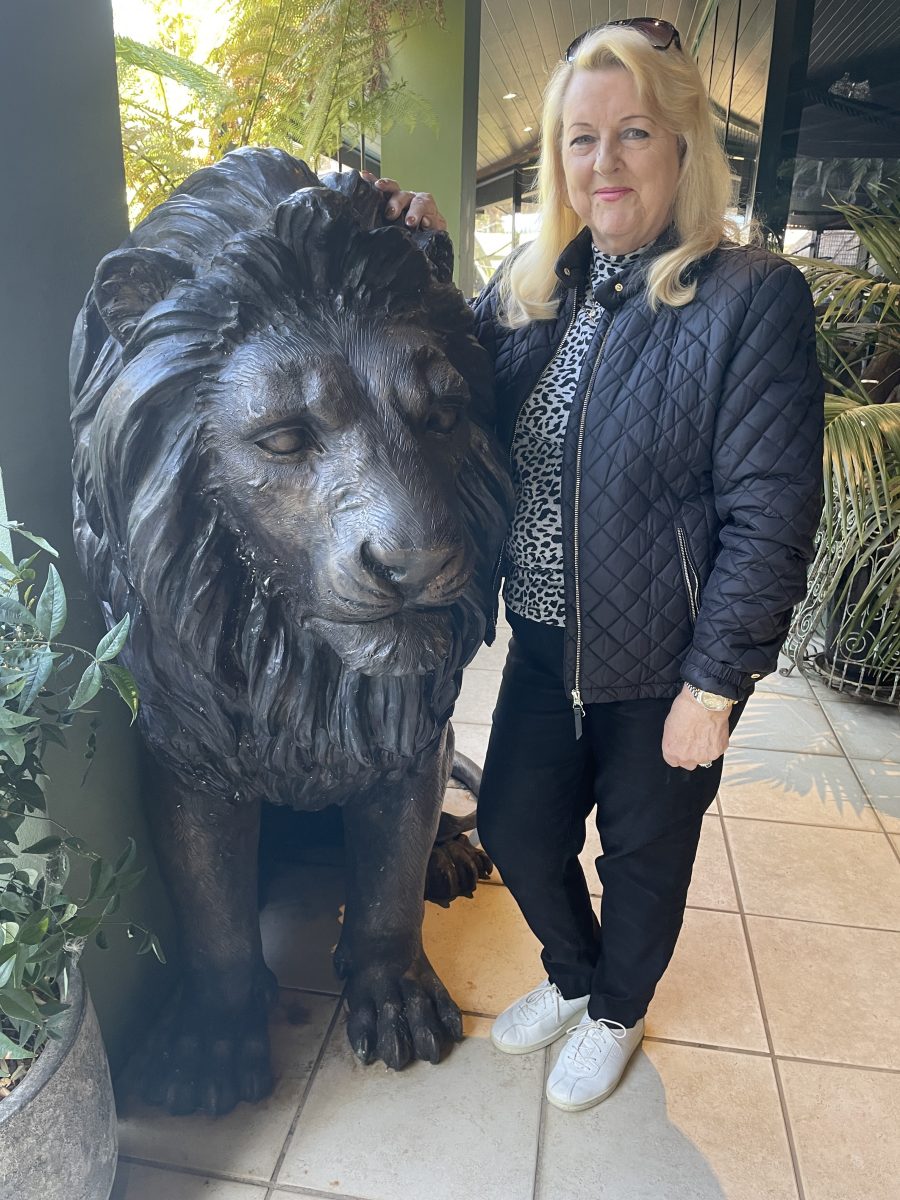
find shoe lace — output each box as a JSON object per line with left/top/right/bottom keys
{"left": 563, "top": 1018, "right": 627, "bottom": 1074}
{"left": 521, "top": 981, "right": 562, "bottom": 1018}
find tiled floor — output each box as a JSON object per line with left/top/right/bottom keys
{"left": 112, "top": 619, "right": 900, "bottom": 1200}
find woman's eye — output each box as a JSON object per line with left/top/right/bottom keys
{"left": 426, "top": 407, "right": 462, "bottom": 435}
{"left": 571, "top": 135, "right": 595, "bottom": 147}
{"left": 255, "top": 428, "right": 311, "bottom": 456}
{"left": 623, "top": 127, "right": 650, "bottom": 140}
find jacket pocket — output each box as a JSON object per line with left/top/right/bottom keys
{"left": 674, "top": 522, "right": 702, "bottom": 625}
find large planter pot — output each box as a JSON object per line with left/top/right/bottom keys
{"left": 0, "top": 969, "right": 117, "bottom": 1200}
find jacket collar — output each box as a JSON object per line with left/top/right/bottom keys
{"left": 553, "top": 223, "right": 717, "bottom": 311}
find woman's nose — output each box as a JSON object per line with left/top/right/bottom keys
{"left": 593, "top": 139, "right": 621, "bottom": 174}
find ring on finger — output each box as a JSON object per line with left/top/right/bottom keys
{"left": 699, "top": 761, "right": 712, "bottom": 769}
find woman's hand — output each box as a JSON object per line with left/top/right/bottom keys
{"left": 661, "top": 686, "right": 731, "bottom": 770}
{"left": 360, "top": 171, "right": 448, "bottom": 231}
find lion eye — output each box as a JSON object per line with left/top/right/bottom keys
{"left": 255, "top": 428, "right": 311, "bottom": 456}
{"left": 426, "top": 406, "right": 462, "bottom": 436}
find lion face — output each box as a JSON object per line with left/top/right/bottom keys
{"left": 72, "top": 159, "right": 513, "bottom": 768}
{"left": 206, "top": 319, "right": 476, "bottom": 677}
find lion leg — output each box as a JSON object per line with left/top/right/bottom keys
{"left": 136, "top": 766, "right": 276, "bottom": 1115}
{"left": 337, "top": 732, "right": 463, "bottom": 1070}
{"left": 425, "top": 730, "right": 493, "bottom": 905}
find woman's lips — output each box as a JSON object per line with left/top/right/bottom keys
{"left": 594, "top": 188, "right": 633, "bottom": 200}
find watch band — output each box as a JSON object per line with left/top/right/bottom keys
{"left": 685, "top": 683, "right": 735, "bottom": 711}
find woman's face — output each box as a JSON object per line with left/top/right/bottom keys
{"left": 561, "top": 67, "right": 682, "bottom": 255}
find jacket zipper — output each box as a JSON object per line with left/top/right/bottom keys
{"left": 493, "top": 287, "right": 582, "bottom": 621}
{"left": 571, "top": 315, "right": 615, "bottom": 739}
{"left": 675, "top": 523, "right": 701, "bottom": 624}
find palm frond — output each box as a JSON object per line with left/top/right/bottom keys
{"left": 205, "top": 0, "right": 442, "bottom": 162}
{"left": 349, "top": 80, "right": 437, "bottom": 138}
{"left": 115, "top": 34, "right": 234, "bottom": 107}
{"left": 826, "top": 187, "right": 900, "bottom": 281}
{"left": 784, "top": 257, "right": 900, "bottom": 327}
{"left": 822, "top": 401, "right": 900, "bottom": 543}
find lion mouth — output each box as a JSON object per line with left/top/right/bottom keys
{"left": 307, "top": 609, "right": 456, "bottom": 677}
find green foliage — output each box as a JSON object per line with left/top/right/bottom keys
{"left": 0, "top": 525, "right": 158, "bottom": 1093}
{"left": 786, "top": 186, "right": 900, "bottom": 687}
{"left": 116, "top": 0, "right": 442, "bottom": 225}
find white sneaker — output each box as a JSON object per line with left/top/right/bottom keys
{"left": 490, "top": 981, "right": 590, "bottom": 1055}
{"left": 546, "top": 1013, "right": 644, "bottom": 1111}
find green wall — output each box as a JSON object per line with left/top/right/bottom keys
{"left": 0, "top": 0, "right": 175, "bottom": 1072}
{"left": 381, "top": 0, "right": 481, "bottom": 296}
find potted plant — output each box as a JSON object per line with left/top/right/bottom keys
{"left": 785, "top": 186, "right": 900, "bottom": 703}
{"left": 0, "top": 522, "right": 160, "bottom": 1200}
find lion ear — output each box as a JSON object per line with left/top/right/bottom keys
{"left": 93, "top": 248, "right": 194, "bottom": 344}
{"left": 409, "top": 228, "right": 455, "bottom": 285}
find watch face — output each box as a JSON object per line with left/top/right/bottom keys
{"left": 701, "top": 692, "right": 728, "bottom": 710}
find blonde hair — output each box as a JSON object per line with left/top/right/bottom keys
{"left": 498, "top": 27, "right": 737, "bottom": 327}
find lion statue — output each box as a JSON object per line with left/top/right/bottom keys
{"left": 70, "top": 147, "right": 512, "bottom": 1115}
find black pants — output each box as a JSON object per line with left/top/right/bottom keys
{"left": 477, "top": 612, "right": 746, "bottom": 1027}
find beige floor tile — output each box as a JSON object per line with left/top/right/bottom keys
{"left": 112, "top": 1164, "right": 266, "bottom": 1199}
{"left": 423, "top": 877, "right": 546, "bottom": 1016}
{"left": 780, "top": 1060, "right": 900, "bottom": 1200}
{"left": 117, "top": 992, "right": 339, "bottom": 1180}
{"left": 579, "top": 814, "right": 603, "bottom": 894}
{"left": 277, "top": 1014, "right": 542, "bottom": 1198}
{"left": 259, "top": 864, "right": 345, "bottom": 993}
{"left": 755, "top": 655, "right": 815, "bottom": 699}
{"left": 468, "top": 620, "right": 513, "bottom": 672}
{"left": 747, "top": 916, "right": 900, "bottom": 1069}
{"left": 820, "top": 699, "right": 900, "bottom": 762}
{"left": 442, "top": 777, "right": 477, "bottom": 818}
{"left": 687, "top": 814, "right": 740, "bottom": 911}
{"left": 724, "top": 818, "right": 900, "bottom": 928}
{"left": 729, "top": 694, "right": 841, "bottom": 756}
{"left": 454, "top": 666, "right": 503, "bottom": 724}
{"left": 647, "top": 908, "right": 767, "bottom": 1051}
{"left": 855, "top": 761, "right": 900, "bottom": 832}
{"left": 450, "top": 720, "right": 491, "bottom": 768}
{"left": 537, "top": 1041, "right": 797, "bottom": 1200}
{"left": 719, "top": 747, "right": 877, "bottom": 829}
{"left": 579, "top": 813, "right": 737, "bottom": 910}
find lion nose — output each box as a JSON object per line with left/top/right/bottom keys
{"left": 360, "top": 541, "right": 468, "bottom": 599}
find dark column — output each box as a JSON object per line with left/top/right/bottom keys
{"left": 0, "top": 0, "right": 174, "bottom": 1071}
{"left": 751, "top": 0, "right": 816, "bottom": 246}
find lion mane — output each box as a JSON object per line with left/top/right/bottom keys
{"left": 70, "top": 148, "right": 511, "bottom": 803}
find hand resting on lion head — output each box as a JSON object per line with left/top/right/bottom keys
{"left": 70, "top": 148, "right": 512, "bottom": 1115}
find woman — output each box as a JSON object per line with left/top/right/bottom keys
{"left": 374, "top": 18, "right": 823, "bottom": 1112}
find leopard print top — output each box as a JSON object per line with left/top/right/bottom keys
{"left": 504, "top": 242, "right": 646, "bottom": 626}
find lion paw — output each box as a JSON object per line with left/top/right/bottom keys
{"left": 425, "top": 833, "right": 493, "bottom": 906}
{"left": 345, "top": 954, "right": 463, "bottom": 1069}
{"left": 132, "top": 967, "right": 278, "bottom": 1115}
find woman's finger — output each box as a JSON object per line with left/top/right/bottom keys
{"left": 406, "top": 192, "right": 448, "bottom": 231}
{"left": 363, "top": 179, "right": 448, "bottom": 230}
{"left": 384, "top": 190, "right": 415, "bottom": 220}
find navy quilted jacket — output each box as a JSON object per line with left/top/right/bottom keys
{"left": 472, "top": 227, "right": 824, "bottom": 704}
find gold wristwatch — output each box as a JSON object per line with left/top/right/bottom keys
{"left": 685, "top": 683, "right": 735, "bottom": 712}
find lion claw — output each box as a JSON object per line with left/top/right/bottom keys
{"left": 130, "top": 970, "right": 277, "bottom": 1115}
{"left": 344, "top": 954, "right": 462, "bottom": 1070}
{"left": 425, "top": 833, "right": 493, "bottom": 905}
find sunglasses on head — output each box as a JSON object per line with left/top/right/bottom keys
{"left": 565, "top": 18, "right": 682, "bottom": 62}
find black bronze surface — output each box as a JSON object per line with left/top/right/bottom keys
{"left": 70, "top": 148, "right": 512, "bottom": 1114}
